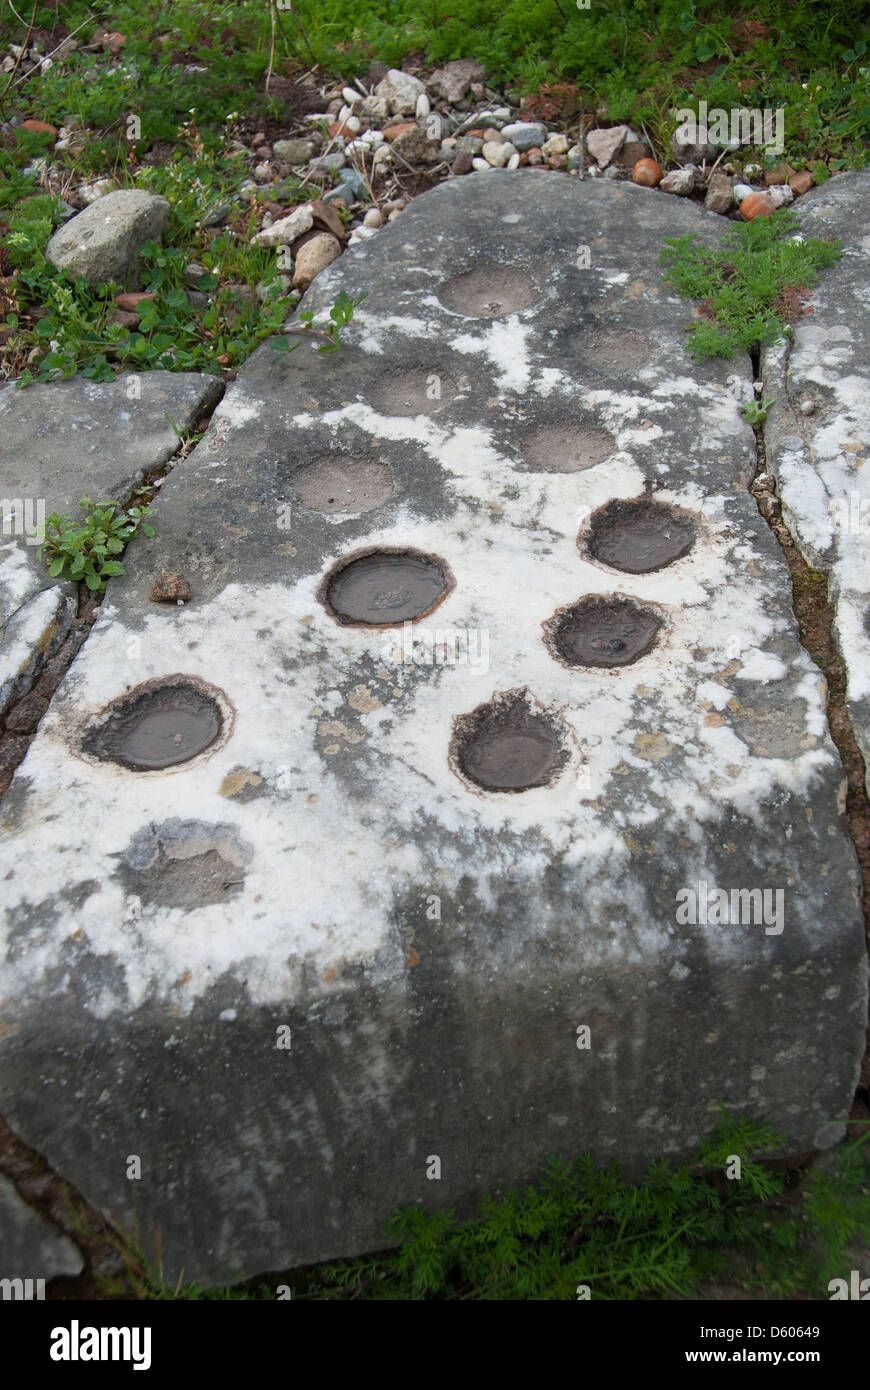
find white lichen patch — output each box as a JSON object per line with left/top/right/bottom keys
{"left": 0, "top": 469, "right": 835, "bottom": 1017}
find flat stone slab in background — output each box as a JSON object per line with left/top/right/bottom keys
{"left": 762, "top": 171, "right": 870, "bottom": 792}
{"left": 0, "top": 371, "right": 222, "bottom": 713}
{"left": 0, "top": 173, "right": 865, "bottom": 1285}
{"left": 0, "top": 1175, "right": 83, "bottom": 1283}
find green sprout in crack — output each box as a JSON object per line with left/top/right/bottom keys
{"left": 35, "top": 492, "right": 155, "bottom": 593}
{"left": 272, "top": 289, "right": 368, "bottom": 356}
{"left": 660, "top": 211, "right": 842, "bottom": 360}
{"left": 742, "top": 396, "right": 775, "bottom": 425}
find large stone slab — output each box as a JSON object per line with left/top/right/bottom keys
{"left": 761, "top": 171, "right": 870, "bottom": 792}
{"left": 0, "top": 371, "right": 223, "bottom": 713}
{"left": 0, "top": 173, "right": 865, "bottom": 1285}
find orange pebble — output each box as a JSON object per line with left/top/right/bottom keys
{"left": 632, "top": 158, "right": 663, "bottom": 187}
{"left": 740, "top": 191, "right": 776, "bottom": 220}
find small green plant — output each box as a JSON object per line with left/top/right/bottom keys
{"left": 36, "top": 494, "right": 155, "bottom": 592}
{"left": 660, "top": 210, "right": 843, "bottom": 359}
{"left": 742, "top": 396, "right": 775, "bottom": 425}
{"left": 276, "top": 288, "right": 368, "bottom": 355}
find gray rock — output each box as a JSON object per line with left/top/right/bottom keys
{"left": 427, "top": 58, "right": 487, "bottom": 103}
{"left": 761, "top": 171, "right": 870, "bottom": 792}
{"left": 704, "top": 170, "right": 734, "bottom": 214}
{"left": 361, "top": 93, "right": 391, "bottom": 123}
{"left": 45, "top": 190, "right": 169, "bottom": 288}
{"left": 202, "top": 202, "right": 232, "bottom": 227}
{"left": 390, "top": 126, "right": 441, "bottom": 165}
{"left": 500, "top": 122, "right": 549, "bottom": 152}
{"left": 273, "top": 138, "right": 318, "bottom": 164}
{"left": 660, "top": 168, "right": 696, "bottom": 195}
{"left": 767, "top": 184, "right": 794, "bottom": 208}
{"left": 374, "top": 68, "right": 426, "bottom": 116}
{"left": 253, "top": 205, "right": 314, "bottom": 248}
{"left": 0, "top": 173, "right": 864, "bottom": 1288}
{"left": 312, "top": 151, "right": 346, "bottom": 174}
{"left": 339, "top": 166, "right": 369, "bottom": 200}
{"left": 0, "top": 1176, "right": 83, "bottom": 1283}
{"left": 456, "top": 135, "right": 484, "bottom": 156}
{"left": 670, "top": 123, "right": 717, "bottom": 164}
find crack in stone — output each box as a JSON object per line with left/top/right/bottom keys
{"left": 753, "top": 342, "right": 870, "bottom": 1118}
{"left": 0, "top": 1113, "right": 133, "bottom": 1293}
{"left": 0, "top": 383, "right": 226, "bottom": 800}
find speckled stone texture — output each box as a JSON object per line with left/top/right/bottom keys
{"left": 0, "top": 1175, "right": 83, "bottom": 1282}
{"left": 0, "top": 172, "right": 865, "bottom": 1285}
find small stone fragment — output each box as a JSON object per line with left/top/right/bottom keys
{"left": 150, "top": 572, "right": 192, "bottom": 603}
{"left": 542, "top": 132, "right": 570, "bottom": 157}
{"left": 704, "top": 170, "right": 733, "bottom": 213}
{"left": 292, "top": 232, "right": 342, "bottom": 291}
{"left": 500, "top": 121, "right": 549, "bottom": 152}
{"left": 789, "top": 170, "right": 814, "bottom": 197}
{"left": 660, "top": 168, "right": 695, "bottom": 195}
{"left": 586, "top": 125, "right": 628, "bottom": 167}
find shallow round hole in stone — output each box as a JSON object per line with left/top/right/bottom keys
{"left": 367, "top": 368, "right": 457, "bottom": 417}
{"left": 289, "top": 454, "right": 394, "bottom": 514}
{"left": 451, "top": 690, "right": 569, "bottom": 792}
{"left": 438, "top": 264, "right": 534, "bottom": 318}
{"left": 544, "top": 594, "right": 664, "bottom": 668}
{"left": 522, "top": 422, "right": 616, "bottom": 473}
{"left": 574, "top": 327, "right": 653, "bottom": 370}
{"left": 585, "top": 497, "right": 696, "bottom": 574}
{"left": 83, "top": 677, "right": 225, "bottom": 770}
{"left": 322, "top": 548, "right": 454, "bottom": 627}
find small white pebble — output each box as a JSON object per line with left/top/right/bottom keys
{"left": 363, "top": 208, "right": 383, "bottom": 228}
{"left": 416, "top": 92, "right": 430, "bottom": 119}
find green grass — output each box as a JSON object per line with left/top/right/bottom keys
{"left": 660, "top": 208, "right": 843, "bottom": 358}
{"left": 1, "top": 2, "right": 867, "bottom": 386}
{"left": 99, "top": 1109, "right": 870, "bottom": 1301}
{"left": 2, "top": 2, "right": 869, "bottom": 170}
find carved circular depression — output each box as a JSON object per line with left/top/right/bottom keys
{"left": 522, "top": 422, "right": 616, "bottom": 473}
{"left": 289, "top": 454, "right": 394, "bottom": 514}
{"left": 438, "top": 264, "right": 534, "bottom": 318}
{"left": 451, "top": 690, "right": 569, "bottom": 792}
{"left": 367, "top": 367, "right": 457, "bottom": 417}
{"left": 83, "top": 676, "right": 228, "bottom": 771}
{"left": 544, "top": 594, "right": 664, "bottom": 668}
{"left": 585, "top": 498, "right": 696, "bottom": 574}
{"left": 322, "top": 548, "right": 453, "bottom": 627}
{"left": 574, "top": 327, "right": 653, "bottom": 370}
